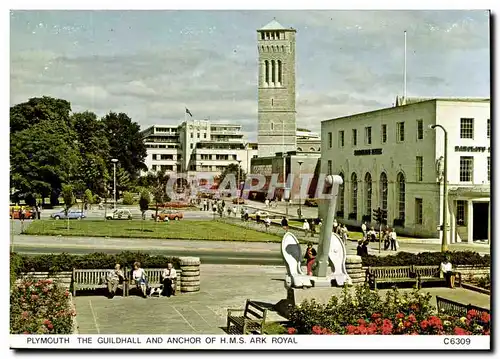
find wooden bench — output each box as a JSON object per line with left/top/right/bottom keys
{"left": 72, "top": 268, "right": 127, "bottom": 297}
{"left": 126, "top": 268, "right": 181, "bottom": 296}
{"left": 227, "top": 299, "right": 267, "bottom": 334}
{"left": 436, "top": 296, "right": 490, "bottom": 317}
{"left": 414, "top": 265, "right": 462, "bottom": 289}
{"left": 366, "top": 266, "right": 417, "bottom": 290}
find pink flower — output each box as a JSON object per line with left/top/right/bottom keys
{"left": 408, "top": 314, "right": 417, "bottom": 323}
{"left": 287, "top": 328, "right": 297, "bottom": 334}
{"left": 454, "top": 327, "right": 469, "bottom": 335}
{"left": 396, "top": 312, "right": 405, "bottom": 319}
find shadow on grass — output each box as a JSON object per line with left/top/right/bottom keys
{"left": 124, "top": 228, "right": 155, "bottom": 233}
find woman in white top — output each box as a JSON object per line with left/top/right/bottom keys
{"left": 132, "top": 261, "right": 148, "bottom": 298}
{"left": 440, "top": 255, "right": 456, "bottom": 288}
{"left": 302, "top": 220, "right": 310, "bottom": 236}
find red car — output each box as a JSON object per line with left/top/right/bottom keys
{"left": 153, "top": 209, "right": 184, "bottom": 221}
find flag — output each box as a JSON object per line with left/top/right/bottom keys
{"left": 185, "top": 108, "right": 193, "bottom": 117}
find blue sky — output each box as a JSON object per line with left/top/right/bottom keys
{"left": 10, "top": 10, "right": 490, "bottom": 141}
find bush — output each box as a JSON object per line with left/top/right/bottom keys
{"left": 122, "top": 191, "right": 135, "bottom": 205}
{"left": 362, "top": 251, "right": 490, "bottom": 268}
{"left": 288, "top": 285, "right": 490, "bottom": 335}
{"left": 10, "top": 252, "right": 181, "bottom": 275}
{"left": 10, "top": 278, "right": 75, "bottom": 334}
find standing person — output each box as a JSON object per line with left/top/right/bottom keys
{"left": 367, "top": 227, "right": 377, "bottom": 242}
{"left": 132, "top": 262, "right": 148, "bottom": 298}
{"left": 309, "top": 219, "right": 315, "bottom": 238}
{"left": 106, "top": 264, "right": 125, "bottom": 299}
{"left": 161, "top": 262, "right": 177, "bottom": 297}
{"left": 227, "top": 206, "right": 232, "bottom": 217}
{"left": 281, "top": 216, "right": 289, "bottom": 231}
{"left": 356, "top": 240, "right": 363, "bottom": 256}
{"left": 383, "top": 230, "right": 391, "bottom": 250}
{"left": 264, "top": 216, "right": 271, "bottom": 231}
{"left": 265, "top": 199, "right": 269, "bottom": 208}
{"left": 440, "top": 255, "right": 457, "bottom": 289}
{"left": 389, "top": 228, "right": 398, "bottom": 251}
{"left": 361, "top": 240, "right": 369, "bottom": 257}
{"left": 232, "top": 206, "right": 237, "bottom": 217}
{"left": 304, "top": 242, "right": 317, "bottom": 276}
{"left": 333, "top": 218, "right": 338, "bottom": 233}
{"left": 20, "top": 207, "right": 26, "bottom": 223}
{"left": 341, "top": 224, "right": 349, "bottom": 244}
{"left": 361, "top": 222, "right": 367, "bottom": 239}
{"left": 302, "top": 219, "right": 310, "bottom": 237}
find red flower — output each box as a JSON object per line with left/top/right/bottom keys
{"left": 23, "top": 331, "right": 29, "bottom": 334}
{"left": 420, "top": 320, "right": 429, "bottom": 330}
{"left": 484, "top": 330, "right": 490, "bottom": 335}
{"left": 287, "top": 328, "right": 297, "bottom": 334}
{"left": 358, "top": 318, "right": 366, "bottom": 326}
{"left": 21, "top": 311, "right": 29, "bottom": 319}
{"left": 411, "top": 332, "right": 419, "bottom": 335}
{"left": 312, "top": 326, "right": 322, "bottom": 334}
{"left": 43, "top": 319, "right": 51, "bottom": 326}
{"left": 396, "top": 313, "right": 405, "bottom": 320}
{"left": 47, "top": 323, "right": 53, "bottom": 330}
{"left": 408, "top": 314, "right": 417, "bottom": 323}
{"left": 481, "top": 312, "right": 490, "bottom": 323}
{"left": 404, "top": 321, "right": 411, "bottom": 328}
{"left": 371, "top": 313, "right": 381, "bottom": 319}
{"left": 346, "top": 325, "right": 357, "bottom": 334}
{"left": 454, "top": 327, "right": 469, "bottom": 336}
{"left": 467, "top": 310, "right": 477, "bottom": 318}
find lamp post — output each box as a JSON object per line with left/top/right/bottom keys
{"left": 297, "top": 160, "right": 303, "bottom": 219}
{"left": 431, "top": 124, "right": 448, "bottom": 252}
{"left": 111, "top": 159, "right": 118, "bottom": 210}
{"left": 237, "top": 159, "right": 242, "bottom": 214}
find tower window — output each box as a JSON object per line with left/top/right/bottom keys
{"left": 271, "top": 99, "right": 274, "bottom": 106}
{"left": 271, "top": 122, "right": 274, "bottom": 130}
{"left": 278, "top": 60, "right": 282, "bottom": 84}
{"left": 261, "top": 32, "right": 264, "bottom": 40}
{"left": 265, "top": 60, "right": 269, "bottom": 84}
{"left": 271, "top": 60, "right": 276, "bottom": 83}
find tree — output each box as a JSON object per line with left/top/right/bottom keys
{"left": 146, "top": 170, "right": 171, "bottom": 220}
{"left": 122, "top": 191, "right": 135, "bottom": 205}
{"left": 115, "top": 166, "right": 132, "bottom": 195}
{"left": 61, "top": 184, "right": 75, "bottom": 230}
{"left": 218, "top": 163, "right": 247, "bottom": 196}
{"left": 102, "top": 112, "right": 147, "bottom": 182}
{"left": 84, "top": 189, "right": 94, "bottom": 210}
{"left": 139, "top": 189, "right": 150, "bottom": 231}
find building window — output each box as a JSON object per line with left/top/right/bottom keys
{"left": 190, "top": 133, "right": 193, "bottom": 139}
{"left": 328, "top": 132, "right": 332, "bottom": 148}
{"left": 487, "top": 119, "right": 490, "bottom": 139}
{"left": 152, "top": 165, "right": 157, "bottom": 171}
{"left": 488, "top": 157, "right": 490, "bottom": 182}
{"left": 197, "top": 133, "right": 200, "bottom": 138}
{"left": 338, "top": 172, "right": 344, "bottom": 218}
{"left": 460, "top": 118, "right": 474, "bottom": 139}
{"left": 397, "top": 122, "right": 405, "bottom": 142}
{"left": 365, "top": 127, "right": 372, "bottom": 145}
{"left": 397, "top": 172, "right": 405, "bottom": 221}
{"left": 381, "top": 124, "right": 387, "bottom": 143}
{"left": 415, "top": 198, "right": 423, "bottom": 225}
{"left": 351, "top": 172, "right": 358, "bottom": 217}
{"left": 152, "top": 154, "right": 157, "bottom": 160}
{"left": 416, "top": 156, "right": 423, "bottom": 182}
{"left": 456, "top": 200, "right": 466, "bottom": 226}
{"left": 352, "top": 129, "right": 357, "bottom": 146}
{"left": 338, "top": 131, "right": 344, "bottom": 147}
{"left": 327, "top": 160, "right": 332, "bottom": 175}
{"left": 417, "top": 119, "right": 424, "bottom": 140}
{"left": 190, "top": 143, "right": 193, "bottom": 149}
{"left": 365, "top": 173, "right": 372, "bottom": 216}
{"left": 380, "top": 172, "right": 388, "bottom": 212}
{"left": 204, "top": 133, "right": 207, "bottom": 139}
{"left": 459, "top": 156, "right": 473, "bottom": 182}
{"left": 278, "top": 60, "right": 282, "bottom": 83}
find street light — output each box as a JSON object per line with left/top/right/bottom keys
{"left": 297, "top": 160, "right": 303, "bottom": 219}
{"left": 430, "top": 124, "right": 448, "bottom": 252}
{"left": 237, "top": 159, "right": 242, "bottom": 214}
{"left": 111, "top": 159, "right": 118, "bottom": 210}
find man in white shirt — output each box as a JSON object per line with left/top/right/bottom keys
{"left": 361, "top": 222, "right": 367, "bottom": 239}
{"left": 302, "top": 220, "right": 310, "bottom": 237}
{"left": 440, "top": 255, "right": 456, "bottom": 288}
{"left": 389, "top": 228, "right": 398, "bottom": 251}
{"left": 161, "top": 262, "right": 177, "bottom": 297}
{"left": 264, "top": 217, "right": 271, "bottom": 231}
{"left": 265, "top": 199, "right": 269, "bottom": 208}
{"left": 367, "top": 227, "right": 377, "bottom": 242}
{"left": 106, "top": 263, "right": 125, "bottom": 299}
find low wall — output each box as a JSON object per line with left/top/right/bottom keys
{"left": 17, "top": 271, "right": 73, "bottom": 290}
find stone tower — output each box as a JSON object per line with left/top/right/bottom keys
{"left": 257, "top": 20, "right": 297, "bottom": 158}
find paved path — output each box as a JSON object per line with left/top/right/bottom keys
{"left": 73, "top": 264, "right": 490, "bottom": 334}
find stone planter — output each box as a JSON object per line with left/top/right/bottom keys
{"left": 68, "top": 293, "right": 79, "bottom": 334}
{"left": 179, "top": 257, "right": 200, "bottom": 292}
{"left": 346, "top": 255, "right": 365, "bottom": 285}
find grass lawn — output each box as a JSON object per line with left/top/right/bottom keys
{"left": 23, "top": 220, "right": 282, "bottom": 242}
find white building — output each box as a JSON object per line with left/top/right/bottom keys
{"left": 321, "top": 97, "right": 490, "bottom": 243}
{"left": 141, "top": 120, "right": 258, "bottom": 177}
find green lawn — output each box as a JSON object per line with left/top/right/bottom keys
{"left": 23, "top": 220, "right": 282, "bottom": 242}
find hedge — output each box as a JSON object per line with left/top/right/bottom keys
{"left": 362, "top": 251, "right": 490, "bottom": 268}
{"left": 10, "top": 252, "right": 180, "bottom": 275}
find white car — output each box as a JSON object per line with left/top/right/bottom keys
{"left": 249, "top": 210, "right": 270, "bottom": 219}
{"left": 105, "top": 209, "right": 133, "bottom": 220}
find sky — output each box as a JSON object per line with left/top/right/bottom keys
{"left": 10, "top": 10, "right": 490, "bottom": 141}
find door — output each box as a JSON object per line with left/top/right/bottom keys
{"left": 472, "top": 202, "right": 489, "bottom": 241}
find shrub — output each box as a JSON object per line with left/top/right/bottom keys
{"left": 122, "top": 191, "right": 135, "bottom": 205}
{"left": 10, "top": 278, "right": 75, "bottom": 334}
{"left": 10, "top": 252, "right": 181, "bottom": 275}
{"left": 287, "top": 285, "right": 490, "bottom": 335}
{"left": 362, "top": 251, "right": 490, "bottom": 268}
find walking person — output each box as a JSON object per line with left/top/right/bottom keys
{"left": 440, "top": 255, "right": 457, "bottom": 289}
{"left": 309, "top": 219, "right": 315, "bottom": 238}
{"left": 341, "top": 224, "right": 349, "bottom": 244}
{"left": 302, "top": 219, "right": 310, "bottom": 237}
{"left": 333, "top": 218, "right": 338, "bottom": 233}
{"left": 264, "top": 216, "right": 271, "bottom": 231}
{"left": 304, "top": 242, "right": 317, "bottom": 276}
{"left": 389, "top": 228, "right": 398, "bottom": 251}
{"left": 20, "top": 207, "right": 26, "bottom": 223}
{"left": 361, "top": 222, "right": 367, "bottom": 239}
{"left": 361, "top": 240, "right": 369, "bottom": 257}
{"left": 281, "top": 216, "right": 289, "bottom": 231}
{"left": 265, "top": 199, "right": 269, "bottom": 208}
{"left": 232, "top": 206, "right": 237, "bottom": 217}
{"left": 383, "top": 230, "right": 391, "bottom": 251}
{"left": 106, "top": 264, "right": 125, "bottom": 299}
{"left": 161, "top": 262, "right": 177, "bottom": 297}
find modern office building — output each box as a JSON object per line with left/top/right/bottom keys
{"left": 141, "top": 121, "right": 258, "bottom": 177}
{"left": 321, "top": 97, "right": 490, "bottom": 243}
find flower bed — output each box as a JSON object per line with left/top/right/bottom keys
{"left": 287, "top": 285, "right": 489, "bottom": 335}
{"left": 10, "top": 278, "right": 76, "bottom": 334}
{"left": 362, "top": 251, "right": 490, "bottom": 268}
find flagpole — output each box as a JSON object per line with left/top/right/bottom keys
{"left": 404, "top": 30, "right": 407, "bottom": 104}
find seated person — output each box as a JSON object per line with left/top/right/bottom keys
{"left": 132, "top": 261, "right": 148, "bottom": 298}
{"left": 440, "top": 255, "right": 457, "bottom": 288}
{"left": 106, "top": 263, "right": 125, "bottom": 299}
{"left": 161, "top": 262, "right": 177, "bottom": 297}
{"left": 367, "top": 227, "right": 377, "bottom": 241}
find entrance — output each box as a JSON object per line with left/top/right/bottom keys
{"left": 472, "top": 202, "right": 489, "bottom": 241}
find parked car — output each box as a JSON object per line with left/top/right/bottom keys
{"left": 248, "top": 210, "right": 270, "bottom": 220}
{"left": 152, "top": 209, "right": 184, "bottom": 221}
{"left": 51, "top": 209, "right": 86, "bottom": 220}
{"left": 305, "top": 198, "right": 319, "bottom": 207}
{"left": 105, "top": 209, "right": 133, "bottom": 220}
{"left": 232, "top": 198, "right": 245, "bottom": 204}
